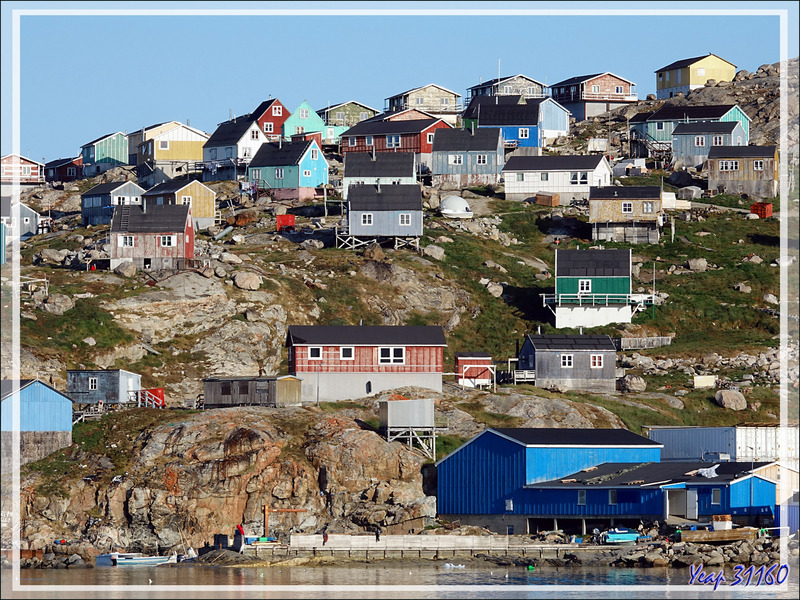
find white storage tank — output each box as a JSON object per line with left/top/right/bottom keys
{"left": 439, "top": 196, "right": 473, "bottom": 219}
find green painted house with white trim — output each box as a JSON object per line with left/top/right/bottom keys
{"left": 283, "top": 101, "right": 326, "bottom": 140}
{"left": 80, "top": 131, "right": 129, "bottom": 177}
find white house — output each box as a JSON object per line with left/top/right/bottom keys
{"left": 201, "top": 116, "right": 266, "bottom": 181}
{"left": 502, "top": 155, "right": 612, "bottom": 202}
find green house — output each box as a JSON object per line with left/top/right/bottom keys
{"left": 282, "top": 101, "right": 326, "bottom": 140}
{"left": 80, "top": 131, "right": 129, "bottom": 176}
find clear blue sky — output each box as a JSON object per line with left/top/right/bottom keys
{"left": 2, "top": 1, "right": 798, "bottom": 163}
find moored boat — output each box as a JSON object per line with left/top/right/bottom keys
{"left": 96, "top": 551, "right": 178, "bottom": 566}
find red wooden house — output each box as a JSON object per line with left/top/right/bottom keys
{"left": 1, "top": 154, "right": 44, "bottom": 185}
{"left": 109, "top": 202, "right": 194, "bottom": 271}
{"left": 251, "top": 98, "right": 289, "bottom": 141}
{"left": 286, "top": 325, "right": 447, "bottom": 403}
{"left": 43, "top": 156, "right": 83, "bottom": 183}
{"left": 454, "top": 352, "right": 494, "bottom": 389}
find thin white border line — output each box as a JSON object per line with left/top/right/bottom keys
{"left": 7, "top": 4, "right": 795, "bottom": 596}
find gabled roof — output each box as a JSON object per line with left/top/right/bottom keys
{"left": 463, "top": 95, "right": 525, "bottom": 119}
{"left": 467, "top": 74, "right": 546, "bottom": 91}
{"left": 81, "top": 181, "right": 139, "bottom": 197}
{"left": 556, "top": 248, "right": 630, "bottom": 277}
{"left": 628, "top": 112, "right": 653, "bottom": 124}
{"left": 387, "top": 83, "right": 462, "bottom": 99}
{"left": 82, "top": 132, "right": 125, "bottom": 148}
{"left": 529, "top": 461, "right": 771, "bottom": 489}
{"left": 2, "top": 153, "right": 45, "bottom": 166}
{"left": 251, "top": 99, "right": 280, "bottom": 119}
{"left": 44, "top": 157, "right": 81, "bottom": 169}
{"left": 589, "top": 186, "right": 661, "bottom": 200}
{"left": 503, "top": 155, "right": 605, "bottom": 172}
{"left": 476, "top": 103, "right": 540, "bottom": 126}
{"left": 342, "top": 118, "right": 442, "bottom": 137}
{"left": 524, "top": 334, "right": 617, "bottom": 352}
{"left": 110, "top": 204, "right": 190, "bottom": 233}
{"left": 317, "top": 100, "right": 380, "bottom": 115}
{"left": 707, "top": 145, "right": 776, "bottom": 159}
{"left": 551, "top": 72, "right": 636, "bottom": 88}
{"left": 249, "top": 140, "right": 314, "bottom": 168}
{"left": 672, "top": 122, "right": 738, "bottom": 135}
{"left": 656, "top": 53, "right": 736, "bottom": 73}
{"left": 363, "top": 109, "right": 440, "bottom": 124}
{"left": 454, "top": 352, "right": 492, "bottom": 358}
{"left": 142, "top": 179, "right": 212, "bottom": 197}
{"left": 205, "top": 116, "right": 256, "bottom": 148}
{"left": 343, "top": 152, "right": 415, "bottom": 178}
{"left": 286, "top": 325, "right": 446, "bottom": 346}
{"left": 648, "top": 104, "right": 749, "bottom": 122}
{"left": 432, "top": 128, "right": 502, "bottom": 152}
{"left": 1, "top": 197, "right": 39, "bottom": 218}
{"left": 1, "top": 379, "right": 72, "bottom": 402}
{"left": 347, "top": 183, "right": 422, "bottom": 211}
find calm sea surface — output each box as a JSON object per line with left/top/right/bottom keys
{"left": 3, "top": 562, "right": 798, "bottom": 599}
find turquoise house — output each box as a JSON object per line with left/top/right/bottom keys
{"left": 80, "top": 131, "right": 129, "bottom": 176}
{"left": 630, "top": 104, "right": 750, "bottom": 147}
{"left": 283, "top": 101, "right": 326, "bottom": 140}
{"left": 248, "top": 139, "right": 328, "bottom": 201}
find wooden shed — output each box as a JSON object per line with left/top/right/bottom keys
{"left": 202, "top": 376, "right": 302, "bottom": 409}
{"left": 454, "top": 352, "right": 494, "bottom": 388}
{"left": 535, "top": 191, "right": 560, "bottom": 206}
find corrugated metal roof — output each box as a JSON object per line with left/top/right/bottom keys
{"left": 81, "top": 182, "right": 133, "bottom": 197}
{"left": 492, "top": 428, "right": 661, "bottom": 447}
{"left": 672, "top": 122, "right": 738, "bottom": 135}
{"left": 431, "top": 128, "right": 501, "bottom": 152}
{"left": 347, "top": 184, "right": 422, "bottom": 211}
{"left": 287, "top": 325, "right": 446, "bottom": 346}
{"left": 525, "top": 334, "right": 617, "bottom": 352}
{"left": 503, "top": 155, "right": 604, "bottom": 172}
{"left": 589, "top": 186, "right": 661, "bottom": 200}
{"left": 342, "top": 118, "right": 441, "bottom": 136}
{"left": 708, "top": 145, "right": 776, "bottom": 158}
{"left": 249, "top": 141, "right": 313, "bottom": 168}
{"left": 205, "top": 116, "right": 256, "bottom": 147}
{"left": 110, "top": 204, "right": 189, "bottom": 233}
{"left": 555, "top": 249, "right": 630, "bottom": 277}
{"left": 343, "top": 152, "right": 415, "bottom": 178}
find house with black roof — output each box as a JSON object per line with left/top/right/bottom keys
{"left": 431, "top": 128, "right": 504, "bottom": 188}
{"left": 109, "top": 203, "right": 193, "bottom": 271}
{"left": 708, "top": 145, "right": 778, "bottom": 198}
{"left": 338, "top": 183, "right": 423, "bottom": 250}
{"left": 342, "top": 152, "right": 416, "bottom": 200}
{"left": 502, "top": 154, "right": 611, "bottom": 202}
{"left": 550, "top": 72, "right": 638, "bottom": 121}
{"left": 461, "top": 97, "right": 570, "bottom": 148}
{"left": 671, "top": 121, "right": 746, "bottom": 169}
{"left": 251, "top": 98, "right": 290, "bottom": 141}
{"left": 80, "top": 181, "right": 146, "bottom": 226}
{"left": 247, "top": 139, "right": 328, "bottom": 202}
{"left": 286, "top": 325, "right": 447, "bottom": 403}
{"left": 588, "top": 185, "right": 664, "bottom": 244}
{"left": 465, "top": 74, "right": 547, "bottom": 102}
{"left": 435, "top": 427, "right": 663, "bottom": 534}
{"left": 541, "top": 248, "right": 655, "bottom": 329}
{"left": 202, "top": 116, "right": 266, "bottom": 181}
{"left": 655, "top": 53, "right": 736, "bottom": 99}
{"left": 142, "top": 179, "right": 217, "bottom": 230}
{"left": 43, "top": 156, "right": 83, "bottom": 183}
{"left": 515, "top": 334, "right": 617, "bottom": 392}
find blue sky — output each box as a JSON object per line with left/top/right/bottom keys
{"left": 2, "top": 1, "right": 798, "bottom": 163}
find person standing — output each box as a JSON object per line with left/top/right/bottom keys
{"left": 375, "top": 526, "right": 382, "bottom": 542}
{"left": 322, "top": 531, "right": 329, "bottom": 546}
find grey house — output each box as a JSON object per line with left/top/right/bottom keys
{"left": 708, "top": 145, "right": 778, "bottom": 198}
{"left": 66, "top": 369, "right": 142, "bottom": 407}
{"left": 346, "top": 183, "right": 423, "bottom": 237}
{"left": 516, "top": 335, "right": 617, "bottom": 392}
{"left": 431, "top": 128, "right": 504, "bottom": 188}
{"left": 80, "top": 181, "right": 145, "bottom": 226}
{"left": 202, "top": 376, "right": 302, "bottom": 409}
{"left": 342, "top": 152, "right": 416, "bottom": 199}
{"left": 1, "top": 196, "right": 41, "bottom": 241}
{"left": 671, "top": 121, "right": 746, "bottom": 169}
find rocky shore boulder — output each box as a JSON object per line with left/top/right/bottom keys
{"left": 714, "top": 389, "right": 747, "bottom": 411}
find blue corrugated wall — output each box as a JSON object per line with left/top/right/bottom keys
{"left": 524, "top": 446, "right": 662, "bottom": 484}
{"left": 514, "top": 487, "right": 663, "bottom": 517}
{"left": 726, "top": 477, "right": 775, "bottom": 517}
{"left": 1, "top": 381, "right": 72, "bottom": 432}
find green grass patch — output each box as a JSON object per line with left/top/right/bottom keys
{"left": 435, "top": 434, "right": 468, "bottom": 461}
{"left": 457, "top": 401, "right": 525, "bottom": 428}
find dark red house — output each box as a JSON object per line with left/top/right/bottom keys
{"left": 109, "top": 203, "right": 194, "bottom": 271}
{"left": 43, "top": 156, "right": 83, "bottom": 183}
{"left": 286, "top": 325, "right": 447, "bottom": 403}
{"left": 251, "top": 98, "right": 289, "bottom": 142}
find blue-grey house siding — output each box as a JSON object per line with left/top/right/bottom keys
{"left": 348, "top": 207, "right": 423, "bottom": 237}
{"left": 518, "top": 335, "right": 617, "bottom": 393}
{"left": 66, "top": 369, "right": 142, "bottom": 405}
{"left": 671, "top": 122, "right": 746, "bottom": 169}
{"left": 81, "top": 182, "right": 145, "bottom": 226}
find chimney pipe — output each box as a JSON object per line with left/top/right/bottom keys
{"left": 142, "top": 197, "right": 146, "bottom": 214}
{"left": 377, "top": 178, "right": 381, "bottom": 193}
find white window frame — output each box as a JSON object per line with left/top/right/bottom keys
{"left": 697, "top": 67, "right": 706, "bottom": 77}
{"left": 386, "top": 135, "right": 401, "bottom": 148}
{"left": 591, "top": 354, "right": 604, "bottom": 369}
{"left": 303, "top": 170, "right": 312, "bottom": 177}
{"left": 622, "top": 202, "right": 633, "bottom": 213}
{"left": 561, "top": 354, "right": 574, "bottom": 368}
{"left": 577, "top": 490, "right": 586, "bottom": 505}
{"left": 159, "top": 140, "right": 169, "bottom": 150}
{"left": 541, "top": 172, "right": 549, "bottom": 181}
{"left": 753, "top": 160, "right": 764, "bottom": 171}
{"left": 272, "top": 105, "right": 282, "bottom": 116}
{"left": 181, "top": 195, "right": 192, "bottom": 206}
{"left": 477, "top": 154, "right": 487, "bottom": 165}
{"left": 88, "top": 377, "right": 98, "bottom": 391}
{"left": 615, "top": 86, "right": 624, "bottom": 94}
{"left": 21, "top": 166, "right": 31, "bottom": 176}
{"left": 712, "top": 135, "right": 723, "bottom": 146}
{"left": 711, "top": 488, "right": 721, "bottom": 505}
{"left": 160, "top": 235, "right": 176, "bottom": 247}
{"left": 449, "top": 154, "right": 463, "bottom": 165}
{"left": 308, "top": 347, "right": 322, "bottom": 360}
{"left": 399, "top": 213, "right": 411, "bottom": 226}
{"left": 578, "top": 279, "right": 591, "bottom": 294}
{"left": 503, "top": 85, "right": 512, "bottom": 94}
{"left": 310, "top": 148, "right": 318, "bottom": 160}
{"left": 415, "top": 97, "right": 424, "bottom": 105}
{"left": 299, "top": 108, "right": 310, "bottom": 119}
{"left": 427, "top": 133, "right": 435, "bottom": 144}
{"left": 250, "top": 129, "right": 259, "bottom": 140}
{"left": 119, "top": 235, "right": 134, "bottom": 247}
{"left": 361, "top": 213, "right": 373, "bottom": 226}
{"left": 365, "top": 136, "right": 373, "bottom": 146}
{"left": 643, "top": 201, "right": 654, "bottom": 214}
{"left": 340, "top": 347, "right": 354, "bottom": 360}
{"left": 242, "top": 147, "right": 251, "bottom": 158}
{"left": 360, "top": 112, "right": 368, "bottom": 121}
{"left": 349, "top": 137, "right": 357, "bottom": 147}
{"left": 656, "top": 122, "right": 664, "bottom": 131}
{"left": 379, "top": 347, "right": 405, "bottom": 364}
{"left": 67, "top": 167, "right": 76, "bottom": 177}
{"left": 609, "top": 489, "right": 617, "bottom": 505}
{"left": 275, "top": 168, "right": 284, "bottom": 179}
{"left": 591, "top": 85, "right": 600, "bottom": 93}
{"left": 264, "top": 122, "right": 273, "bottom": 133}
{"left": 694, "top": 136, "right": 705, "bottom": 147}
{"left": 720, "top": 160, "right": 740, "bottom": 172}
{"left": 295, "top": 126, "right": 305, "bottom": 135}
{"left": 518, "top": 128, "right": 529, "bottom": 139}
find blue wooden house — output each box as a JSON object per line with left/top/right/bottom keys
{"left": 431, "top": 127, "right": 504, "bottom": 188}
{"left": 671, "top": 121, "right": 746, "bottom": 169}
{"left": 80, "top": 181, "right": 145, "bottom": 226}
{"left": 342, "top": 152, "right": 416, "bottom": 200}
{"left": 282, "top": 101, "right": 327, "bottom": 140}
{"left": 629, "top": 104, "right": 750, "bottom": 151}
{"left": 1, "top": 379, "right": 73, "bottom": 468}
{"left": 248, "top": 139, "right": 328, "bottom": 202}
{"left": 337, "top": 183, "right": 423, "bottom": 250}
{"left": 80, "top": 132, "right": 129, "bottom": 176}
{"left": 465, "top": 98, "right": 570, "bottom": 148}
{"left": 435, "top": 428, "right": 662, "bottom": 533}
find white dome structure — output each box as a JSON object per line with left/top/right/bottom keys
{"left": 439, "top": 195, "right": 473, "bottom": 219}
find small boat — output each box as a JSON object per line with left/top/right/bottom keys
{"left": 96, "top": 551, "right": 178, "bottom": 567}
{"left": 602, "top": 528, "right": 643, "bottom": 545}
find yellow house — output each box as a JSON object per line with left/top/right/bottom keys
{"left": 655, "top": 53, "right": 736, "bottom": 100}
{"left": 141, "top": 179, "right": 217, "bottom": 230}
{"left": 132, "top": 121, "right": 210, "bottom": 187}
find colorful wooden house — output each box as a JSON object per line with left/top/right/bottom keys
{"left": 502, "top": 155, "right": 611, "bottom": 202}
{"left": 671, "top": 121, "right": 746, "bottom": 169}
{"left": 464, "top": 98, "right": 570, "bottom": 147}
{"left": 251, "top": 98, "right": 290, "bottom": 141}
{"left": 1, "top": 379, "right": 73, "bottom": 468}
{"left": 466, "top": 74, "right": 547, "bottom": 101}
{"left": 80, "top": 132, "right": 129, "bottom": 176}
{"left": 1, "top": 196, "right": 42, "bottom": 241}
{"left": 385, "top": 83, "right": 463, "bottom": 125}
{"left": 708, "top": 145, "right": 778, "bottom": 198}
{"left": 1, "top": 154, "right": 45, "bottom": 185}
{"left": 141, "top": 179, "right": 217, "bottom": 230}
{"left": 515, "top": 334, "right": 617, "bottom": 392}
{"left": 81, "top": 181, "right": 145, "bottom": 226}
{"left": 541, "top": 248, "right": 654, "bottom": 329}
{"left": 431, "top": 127, "right": 504, "bottom": 188}
{"left": 435, "top": 427, "right": 663, "bottom": 534}
{"left": 202, "top": 116, "right": 266, "bottom": 181}
{"left": 282, "top": 101, "right": 326, "bottom": 140}
{"left": 656, "top": 53, "right": 737, "bottom": 100}
{"left": 588, "top": 186, "right": 663, "bottom": 244}
{"left": 131, "top": 121, "right": 210, "bottom": 187}
{"left": 342, "top": 152, "right": 416, "bottom": 200}
{"left": 550, "top": 73, "right": 638, "bottom": 121}
{"left": 43, "top": 156, "right": 82, "bottom": 183}
{"left": 109, "top": 203, "right": 194, "bottom": 271}
{"left": 317, "top": 101, "right": 380, "bottom": 145}
{"left": 248, "top": 139, "right": 329, "bottom": 202}
{"left": 286, "top": 325, "right": 447, "bottom": 403}
{"left": 202, "top": 376, "right": 302, "bottom": 409}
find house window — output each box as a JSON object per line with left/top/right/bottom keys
{"left": 665, "top": 71, "right": 670, "bottom": 81}
{"left": 311, "top": 148, "right": 318, "bottom": 160}
{"left": 264, "top": 122, "right": 273, "bottom": 133}
{"left": 181, "top": 196, "right": 192, "bottom": 206}
{"left": 697, "top": 67, "right": 706, "bottom": 77}
{"left": 609, "top": 489, "right": 617, "bottom": 505}
{"left": 694, "top": 136, "right": 705, "bottom": 147}
{"left": 21, "top": 166, "right": 31, "bottom": 176}
{"left": 656, "top": 122, "right": 664, "bottom": 130}
{"left": 427, "top": 133, "right": 435, "bottom": 144}
{"left": 159, "top": 140, "right": 169, "bottom": 150}
{"left": 360, "top": 112, "right": 368, "bottom": 121}
{"left": 579, "top": 279, "right": 591, "bottom": 294}
{"left": 88, "top": 377, "right": 98, "bottom": 391}
{"left": 299, "top": 108, "right": 309, "bottom": 119}
{"left": 219, "top": 382, "right": 232, "bottom": 395}
{"left": 365, "top": 136, "right": 373, "bottom": 146}
{"left": 399, "top": 213, "right": 411, "bottom": 226}
{"left": 386, "top": 135, "right": 401, "bottom": 148}
{"left": 23, "top": 217, "right": 30, "bottom": 224}
{"left": 340, "top": 347, "right": 354, "bottom": 360}
{"left": 238, "top": 381, "right": 249, "bottom": 394}
{"left": 720, "top": 160, "right": 740, "bottom": 172}
{"left": 440, "top": 97, "right": 449, "bottom": 106}
{"left": 272, "top": 106, "right": 282, "bottom": 116}
{"left": 591, "top": 354, "right": 604, "bottom": 369}
{"left": 518, "top": 128, "right": 529, "bottom": 139}
{"left": 643, "top": 201, "right": 654, "bottom": 213}
{"left": 275, "top": 168, "right": 284, "bottom": 179}
{"left": 349, "top": 137, "right": 357, "bottom": 147}
{"left": 711, "top": 488, "right": 721, "bottom": 505}
{"left": 250, "top": 130, "right": 259, "bottom": 140}
{"left": 577, "top": 490, "right": 586, "bottom": 505}
{"left": 295, "top": 126, "right": 305, "bottom": 135}
{"left": 503, "top": 85, "right": 512, "bottom": 94}
{"left": 225, "top": 147, "right": 233, "bottom": 158}
{"left": 67, "top": 167, "right": 76, "bottom": 176}
{"left": 753, "top": 160, "right": 764, "bottom": 171}
{"left": 308, "top": 347, "right": 322, "bottom": 360}
{"left": 303, "top": 170, "right": 312, "bottom": 177}
{"left": 516, "top": 173, "right": 524, "bottom": 181}
{"left": 242, "top": 147, "right": 251, "bottom": 158}
{"left": 449, "top": 155, "right": 463, "bottom": 165}
{"left": 415, "top": 97, "right": 424, "bottom": 105}
{"left": 361, "top": 213, "right": 373, "bottom": 226}
{"left": 119, "top": 235, "right": 134, "bottom": 247}
{"left": 737, "top": 136, "right": 742, "bottom": 146}
{"left": 160, "top": 235, "right": 175, "bottom": 247}
{"left": 615, "top": 86, "right": 623, "bottom": 94}
{"left": 477, "top": 154, "right": 487, "bottom": 165}
{"left": 527, "top": 86, "right": 535, "bottom": 95}
{"left": 591, "top": 85, "right": 600, "bottom": 93}
{"left": 561, "top": 354, "right": 574, "bottom": 368}
{"left": 379, "top": 347, "right": 405, "bottom": 364}
{"left": 570, "top": 172, "right": 587, "bottom": 185}
{"left": 335, "top": 111, "right": 345, "bottom": 123}
{"left": 210, "top": 148, "right": 217, "bottom": 159}
{"left": 541, "top": 172, "right": 549, "bottom": 181}
{"left": 712, "top": 135, "right": 723, "bottom": 146}
{"left": 622, "top": 202, "right": 633, "bottom": 213}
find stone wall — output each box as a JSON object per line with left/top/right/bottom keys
{"left": 1, "top": 430, "right": 72, "bottom": 471}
